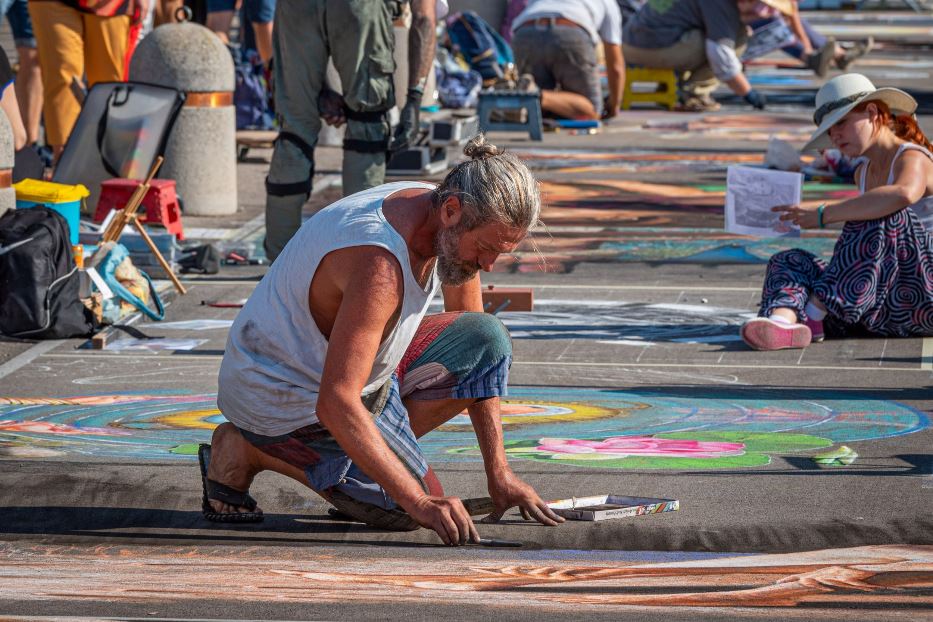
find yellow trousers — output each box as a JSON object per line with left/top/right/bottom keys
{"left": 28, "top": 1, "right": 134, "bottom": 147}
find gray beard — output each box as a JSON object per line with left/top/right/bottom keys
{"left": 435, "top": 226, "right": 479, "bottom": 286}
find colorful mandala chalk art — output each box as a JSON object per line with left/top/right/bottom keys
{"left": 0, "top": 388, "right": 927, "bottom": 468}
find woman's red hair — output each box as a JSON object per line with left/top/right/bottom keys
{"left": 854, "top": 100, "right": 933, "bottom": 151}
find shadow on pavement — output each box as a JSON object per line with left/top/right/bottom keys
{"left": 0, "top": 506, "right": 449, "bottom": 548}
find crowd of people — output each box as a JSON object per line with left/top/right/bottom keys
{"left": 0, "top": 0, "right": 877, "bottom": 173}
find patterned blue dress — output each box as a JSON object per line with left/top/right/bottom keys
{"left": 757, "top": 143, "right": 933, "bottom": 338}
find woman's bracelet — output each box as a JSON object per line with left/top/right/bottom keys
{"left": 817, "top": 203, "right": 826, "bottom": 229}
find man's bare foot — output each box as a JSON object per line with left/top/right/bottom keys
{"left": 206, "top": 423, "right": 263, "bottom": 516}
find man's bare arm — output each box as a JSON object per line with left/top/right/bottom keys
{"left": 315, "top": 247, "right": 479, "bottom": 545}
{"left": 603, "top": 43, "right": 625, "bottom": 119}
{"left": 469, "top": 397, "right": 563, "bottom": 526}
{"left": 442, "top": 274, "right": 484, "bottom": 312}
{"left": 408, "top": 0, "right": 437, "bottom": 90}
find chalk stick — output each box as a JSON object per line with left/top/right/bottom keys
{"left": 469, "top": 538, "right": 523, "bottom": 548}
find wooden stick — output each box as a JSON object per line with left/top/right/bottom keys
{"left": 99, "top": 156, "right": 185, "bottom": 295}
{"left": 132, "top": 216, "right": 187, "bottom": 295}
{"left": 102, "top": 157, "right": 164, "bottom": 243}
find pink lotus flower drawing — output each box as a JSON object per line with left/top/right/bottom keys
{"left": 528, "top": 436, "right": 746, "bottom": 460}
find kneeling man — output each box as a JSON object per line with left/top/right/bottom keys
{"left": 202, "top": 135, "right": 563, "bottom": 545}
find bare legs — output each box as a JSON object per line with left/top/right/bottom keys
{"left": 207, "top": 397, "right": 481, "bottom": 514}
{"left": 251, "top": 21, "right": 273, "bottom": 66}
{"left": 206, "top": 10, "right": 234, "bottom": 44}
{"left": 207, "top": 11, "right": 273, "bottom": 66}
{"left": 770, "top": 307, "right": 799, "bottom": 324}
{"left": 206, "top": 422, "right": 311, "bottom": 515}
{"left": 770, "top": 296, "right": 827, "bottom": 324}
{"left": 540, "top": 90, "right": 598, "bottom": 120}
{"left": 14, "top": 46, "right": 42, "bottom": 145}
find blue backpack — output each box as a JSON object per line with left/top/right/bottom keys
{"left": 233, "top": 49, "right": 272, "bottom": 130}
{"left": 446, "top": 11, "right": 514, "bottom": 83}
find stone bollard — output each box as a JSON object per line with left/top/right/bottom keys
{"left": 129, "top": 21, "right": 237, "bottom": 216}
{"left": 0, "top": 112, "right": 14, "bottom": 217}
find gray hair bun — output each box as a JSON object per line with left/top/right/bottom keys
{"left": 463, "top": 134, "right": 502, "bottom": 160}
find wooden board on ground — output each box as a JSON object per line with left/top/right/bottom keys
{"left": 236, "top": 130, "right": 278, "bottom": 160}
{"left": 482, "top": 286, "right": 533, "bottom": 313}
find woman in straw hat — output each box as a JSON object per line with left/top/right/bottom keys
{"left": 741, "top": 73, "right": 933, "bottom": 351}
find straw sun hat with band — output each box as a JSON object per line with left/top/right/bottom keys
{"left": 803, "top": 73, "right": 918, "bottom": 152}
{"left": 758, "top": 0, "right": 795, "bottom": 15}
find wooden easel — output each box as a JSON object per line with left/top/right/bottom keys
{"left": 100, "top": 156, "right": 187, "bottom": 295}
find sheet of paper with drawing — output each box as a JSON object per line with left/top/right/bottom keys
{"left": 725, "top": 166, "right": 803, "bottom": 237}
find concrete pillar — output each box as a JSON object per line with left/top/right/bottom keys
{"left": 129, "top": 22, "right": 237, "bottom": 216}
{"left": 0, "top": 112, "right": 14, "bottom": 217}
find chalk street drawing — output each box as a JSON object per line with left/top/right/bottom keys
{"left": 498, "top": 299, "right": 757, "bottom": 342}
{"left": 486, "top": 175, "right": 852, "bottom": 272}
{"left": 429, "top": 297, "right": 756, "bottom": 342}
{"left": 0, "top": 388, "right": 926, "bottom": 467}
{"left": 152, "top": 319, "right": 235, "bottom": 331}
{"left": 103, "top": 338, "right": 208, "bottom": 352}
{"left": 4, "top": 542, "right": 931, "bottom": 611}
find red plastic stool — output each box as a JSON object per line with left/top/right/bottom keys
{"left": 95, "top": 178, "right": 185, "bottom": 240}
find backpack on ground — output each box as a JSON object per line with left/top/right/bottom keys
{"left": 233, "top": 48, "right": 273, "bottom": 130}
{"left": 0, "top": 207, "right": 97, "bottom": 339}
{"left": 445, "top": 11, "right": 514, "bottom": 84}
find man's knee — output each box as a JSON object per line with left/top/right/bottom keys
{"left": 341, "top": 114, "right": 390, "bottom": 194}
{"left": 460, "top": 312, "right": 513, "bottom": 362}
{"left": 266, "top": 131, "right": 315, "bottom": 198}
{"left": 343, "top": 113, "right": 391, "bottom": 157}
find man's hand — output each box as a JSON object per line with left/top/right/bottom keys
{"left": 481, "top": 469, "right": 565, "bottom": 526}
{"left": 601, "top": 97, "right": 618, "bottom": 120}
{"left": 773, "top": 204, "right": 819, "bottom": 229}
{"left": 744, "top": 89, "right": 767, "bottom": 110}
{"left": 406, "top": 494, "right": 481, "bottom": 545}
{"left": 318, "top": 88, "right": 347, "bottom": 128}
{"left": 390, "top": 87, "right": 422, "bottom": 153}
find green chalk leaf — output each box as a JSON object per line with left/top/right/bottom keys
{"left": 169, "top": 443, "right": 201, "bottom": 455}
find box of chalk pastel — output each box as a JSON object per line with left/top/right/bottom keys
{"left": 547, "top": 495, "right": 679, "bottom": 521}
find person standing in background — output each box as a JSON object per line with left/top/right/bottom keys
{"left": 0, "top": 46, "right": 27, "bottom": 151}
{"left": 263, "top": 0, "right": 444, "bottom": 262}
{"left": 206, "top": 0, "right": 274, "bottom": 65}
{"left": 28, "top": 0, "right": 148, "bottom": 161}
{"left": 2, "top": 0, "right": 41, "bottom": 147}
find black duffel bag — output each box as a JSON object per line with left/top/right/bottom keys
{"left": 0, "top": 207, "right": 97, "bottom": 339}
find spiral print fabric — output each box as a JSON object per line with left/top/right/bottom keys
{"left": 758, "top": 207, "right": 933, "bottom": 338}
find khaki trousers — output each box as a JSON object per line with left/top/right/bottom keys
{"left": 623, "top": 29, "right": 747, "bottom": 100}
{"left": 28, "top": 1, "right": 133, "bottom": 147}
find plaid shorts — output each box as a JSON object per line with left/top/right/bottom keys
{"left": 236, "top": 311, "right": 512, "bottom": 508}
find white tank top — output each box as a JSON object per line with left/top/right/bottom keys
{"left": 218, "top": 181, "right": 441, "bottom": 436}
{"left": 859, "top": 142, "right": 933, "bottom": 230}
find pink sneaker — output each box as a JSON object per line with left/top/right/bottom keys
{"left": 805, "top": 318, "right": 825, "bottom": 343}
{"left": 741, "top": 317, "right": 812, "bottom": 351}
